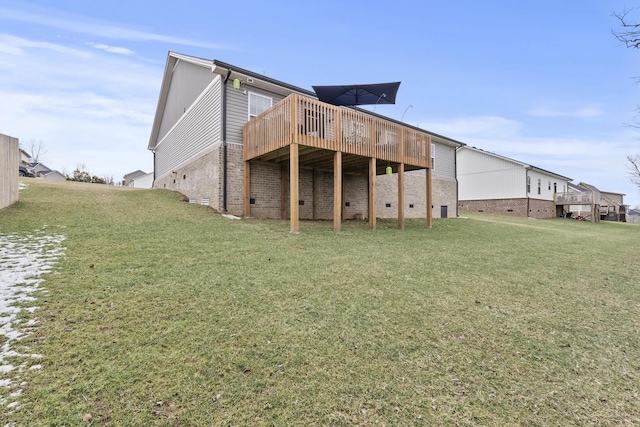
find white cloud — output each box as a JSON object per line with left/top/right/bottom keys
{"left": 0, "top": 31, "right": 159, "bottom": 181}
{"left": 423, "top": 116, "right": 523, "bottom": 140}
{"left": 0, "top": 33, "right": 91, "bottom": 57}
{"left": 528, "top": 105, "right": 604, "bottom": 118}
{"left": 86, "top": 42, "right": 135, "bottom": 56}
{"left": 0, "top": 5, "right": 227, "bottom": 49}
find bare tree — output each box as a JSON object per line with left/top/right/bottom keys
{"left": 614, "top": 11, "right": 640, "bottom": 191}
{"left": 628, "top": 155, "right": 640, "bottom": 189}
{"left": 613, "top": 10, "right": 640, "bottom": 48}
{"left": 29, "top": 140, "right": 47, "bottom": 163}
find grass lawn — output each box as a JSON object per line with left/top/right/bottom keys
{"left": 1, "top": 179, "right": 639, "bottom": 426}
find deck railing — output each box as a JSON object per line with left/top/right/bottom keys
{"left": 244, "top": 94, "right": 431, "bottom": 168}
{"left": 555, "top": 192, "right": 600, "bottom": 205}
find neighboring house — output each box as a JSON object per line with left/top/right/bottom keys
{"left": 148, "top": 52, "right": 464, "bottom": 231}
{"left": 457, "top": 146, "right": 572, "bottom": 219}
{"left": 600, "top": 190, "right": 627, "bottom": 222}
{"left": 43, "top": 170, "right": 67, "bottom": 181}
{"left": 123, "top": 170, "right": 148, "bottom": 186}
{"left": 19, "top": 148, "right": 32, "bottom": 166}
{"left": 127, "top": 172, "right": 153, "bottom": 189}
{"left": 555, "top": 182, "right": 627, "bottom": 222}
{"left": 556, "top": 182, "right": 598, "bottom": 219}
{"left": 31, "top": 162, "right": 51, "bottom": 176}
{"left": 627, "top": 208, "right": 640, "bottom": 224}
{"left": 580, "top": 183, "right": 627, "bottom": 222}
{"left": 31, "top": 162, "right": 65, "bottom": 180}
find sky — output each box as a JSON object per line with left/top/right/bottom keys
{"left": 1, "top": 1, "right": 639, "bottom": 207}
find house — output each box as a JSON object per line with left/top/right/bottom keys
{"left": 600, "top": 190, "right": 627, "bottom": 222}
{"left": 123, "top": 170, "right": 148, "bottom": 186}
{"left": 148, "top": 52, "right": 464, "bottom": 231}
{"left": 627, "top": 208, "right": 640, "bottom": 224}
{"left": 577, "top": 183, "right": 626, "bottom": 222}
{"left": 556, "top": 182, "right": 597, "bottom": 219}
{"left": 555, "top": 182, "right": 628, "bottom": 222}
{"left": 457, "top": 146, "right": 572, "bottom": 219}
{"left": 126, "top": 172, "right": 153, "bottom": 189}
{"left": 30, "top": 162, "right": 66, "bottom": 180}
{"left": 43, "top": 170, "right": 67, "bottom": 181}
{"left": 19, "top": 148, "right": 32, "bottom": 166}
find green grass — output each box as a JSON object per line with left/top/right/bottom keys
{"left": 1, "top": 179, "right": 639, "bottom": 426}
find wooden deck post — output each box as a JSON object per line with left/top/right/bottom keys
{"left": 313, "top": 169, "right": 318, "bottom": 221}
{"left": 280, "top": 164, "right": 287, "bottom": 220}
{"left": 369, "top": 157, "right": 377, "bottom": 230}
{"left": 426, "top": 166, "right": 433, "bottom": 228}
{"left": 290, "top": 143, "right": 299, "bottom": 233}
{"left": 243, "top": 161, "right": 250, "bottom": 217}
{"left": 333, "top": 151, "right": 342, "bottom": 232}
{"left": 398, "top": 163, "right": 405, "bottom": 229}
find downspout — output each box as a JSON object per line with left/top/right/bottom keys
{"left": 525, "top": 167, "right": 531, "bottom": 218}
{"left": 222, "top": 68, "right": 232, "bottom": 212}
{"left": 455, "top": 146, "right": 459, "bottom": 218}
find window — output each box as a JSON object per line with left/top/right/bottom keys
{"left": 431, "top": 143, "right": 436, "bottom": 169}
{"left": 548, "top": 181, "right": 551, "bottom": 190}
{"left": 248, "top": 92, "right": 272, "bottom": 119}
{"left": 554, "top": 182, "right": 557, "bottom": 193}
{"left": 537, "top": 179, "right": 541, "bottom": 195}
{"left": 527, "top": 176, "right": 531, "bottom": 193}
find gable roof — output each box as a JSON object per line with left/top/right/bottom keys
{"left": 578, "top": 182, "right": 626, "bottom": 197}
{"left": 148, "top": 52, "right": 316, "bottom": 150}
{"left": 568, "top": 182, "right": 590, "bottom": 192}
{"left": 124, "top": 170, "right": 147, "bottom": 180}
{"left": 148, "top": 52, "right": 466, "bottom": 151}
{"left": 459, "top": 146, "right": 572, "bottom": 181}
{"left": 31, "top": 162, "right": 52, "bottom": 173}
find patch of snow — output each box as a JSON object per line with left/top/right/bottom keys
{"left": 222, "top": 214, "right": 241, "bottom": 220}
{"left": 0, "top": 230, "right": 65, "bottom": 403}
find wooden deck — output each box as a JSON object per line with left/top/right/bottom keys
{"left": 555, "top": 192, "right": 600, "bottom": 205}
{"left": 243, "top": 94, "right": 433, "bottom": 232}
{"left": 554, "top": 192, "right": 601, "bottom": 223}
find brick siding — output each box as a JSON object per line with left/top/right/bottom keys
{"left": 459, "top": 198, "right": 556, "bottom": 219}
{"left": 155, "top": 146, "right": 457, "bottom": 219}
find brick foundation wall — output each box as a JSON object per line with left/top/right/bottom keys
{"left": 459, "top": 198, "right": 555, "bottom": 218}
{"left": 155, "top": 148, "right": 458, "bottom": 220}
{"left": 377, "top": 173, "right": 457, "bottom": 219}
{"left": 248, "top": 165, "right": 369, "bottom": 220}
{"left": 153, "top": 147, "right": 222, "bottom": 210}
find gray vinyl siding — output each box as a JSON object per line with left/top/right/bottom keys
{"left": 158, "top": 59, "right": 216, "bottom": 140}
{"left": 155, "top": 76, "right": 222, "bottom": 178}
{"left": 226, "top": 83, "right": 286, "bottom": 145}
{"left": 432, "top": 143, "right": 456, "bottom": 179}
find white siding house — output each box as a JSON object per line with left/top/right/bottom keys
{"left": 457, "top": 146, "right": 571, "bottom": 218}
{"left": 128, "top": 172, "right": 153, "bottom": 189}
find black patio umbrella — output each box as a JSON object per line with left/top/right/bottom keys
{"left": 312, "top": 82, "right": 401, "bottom": 107}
